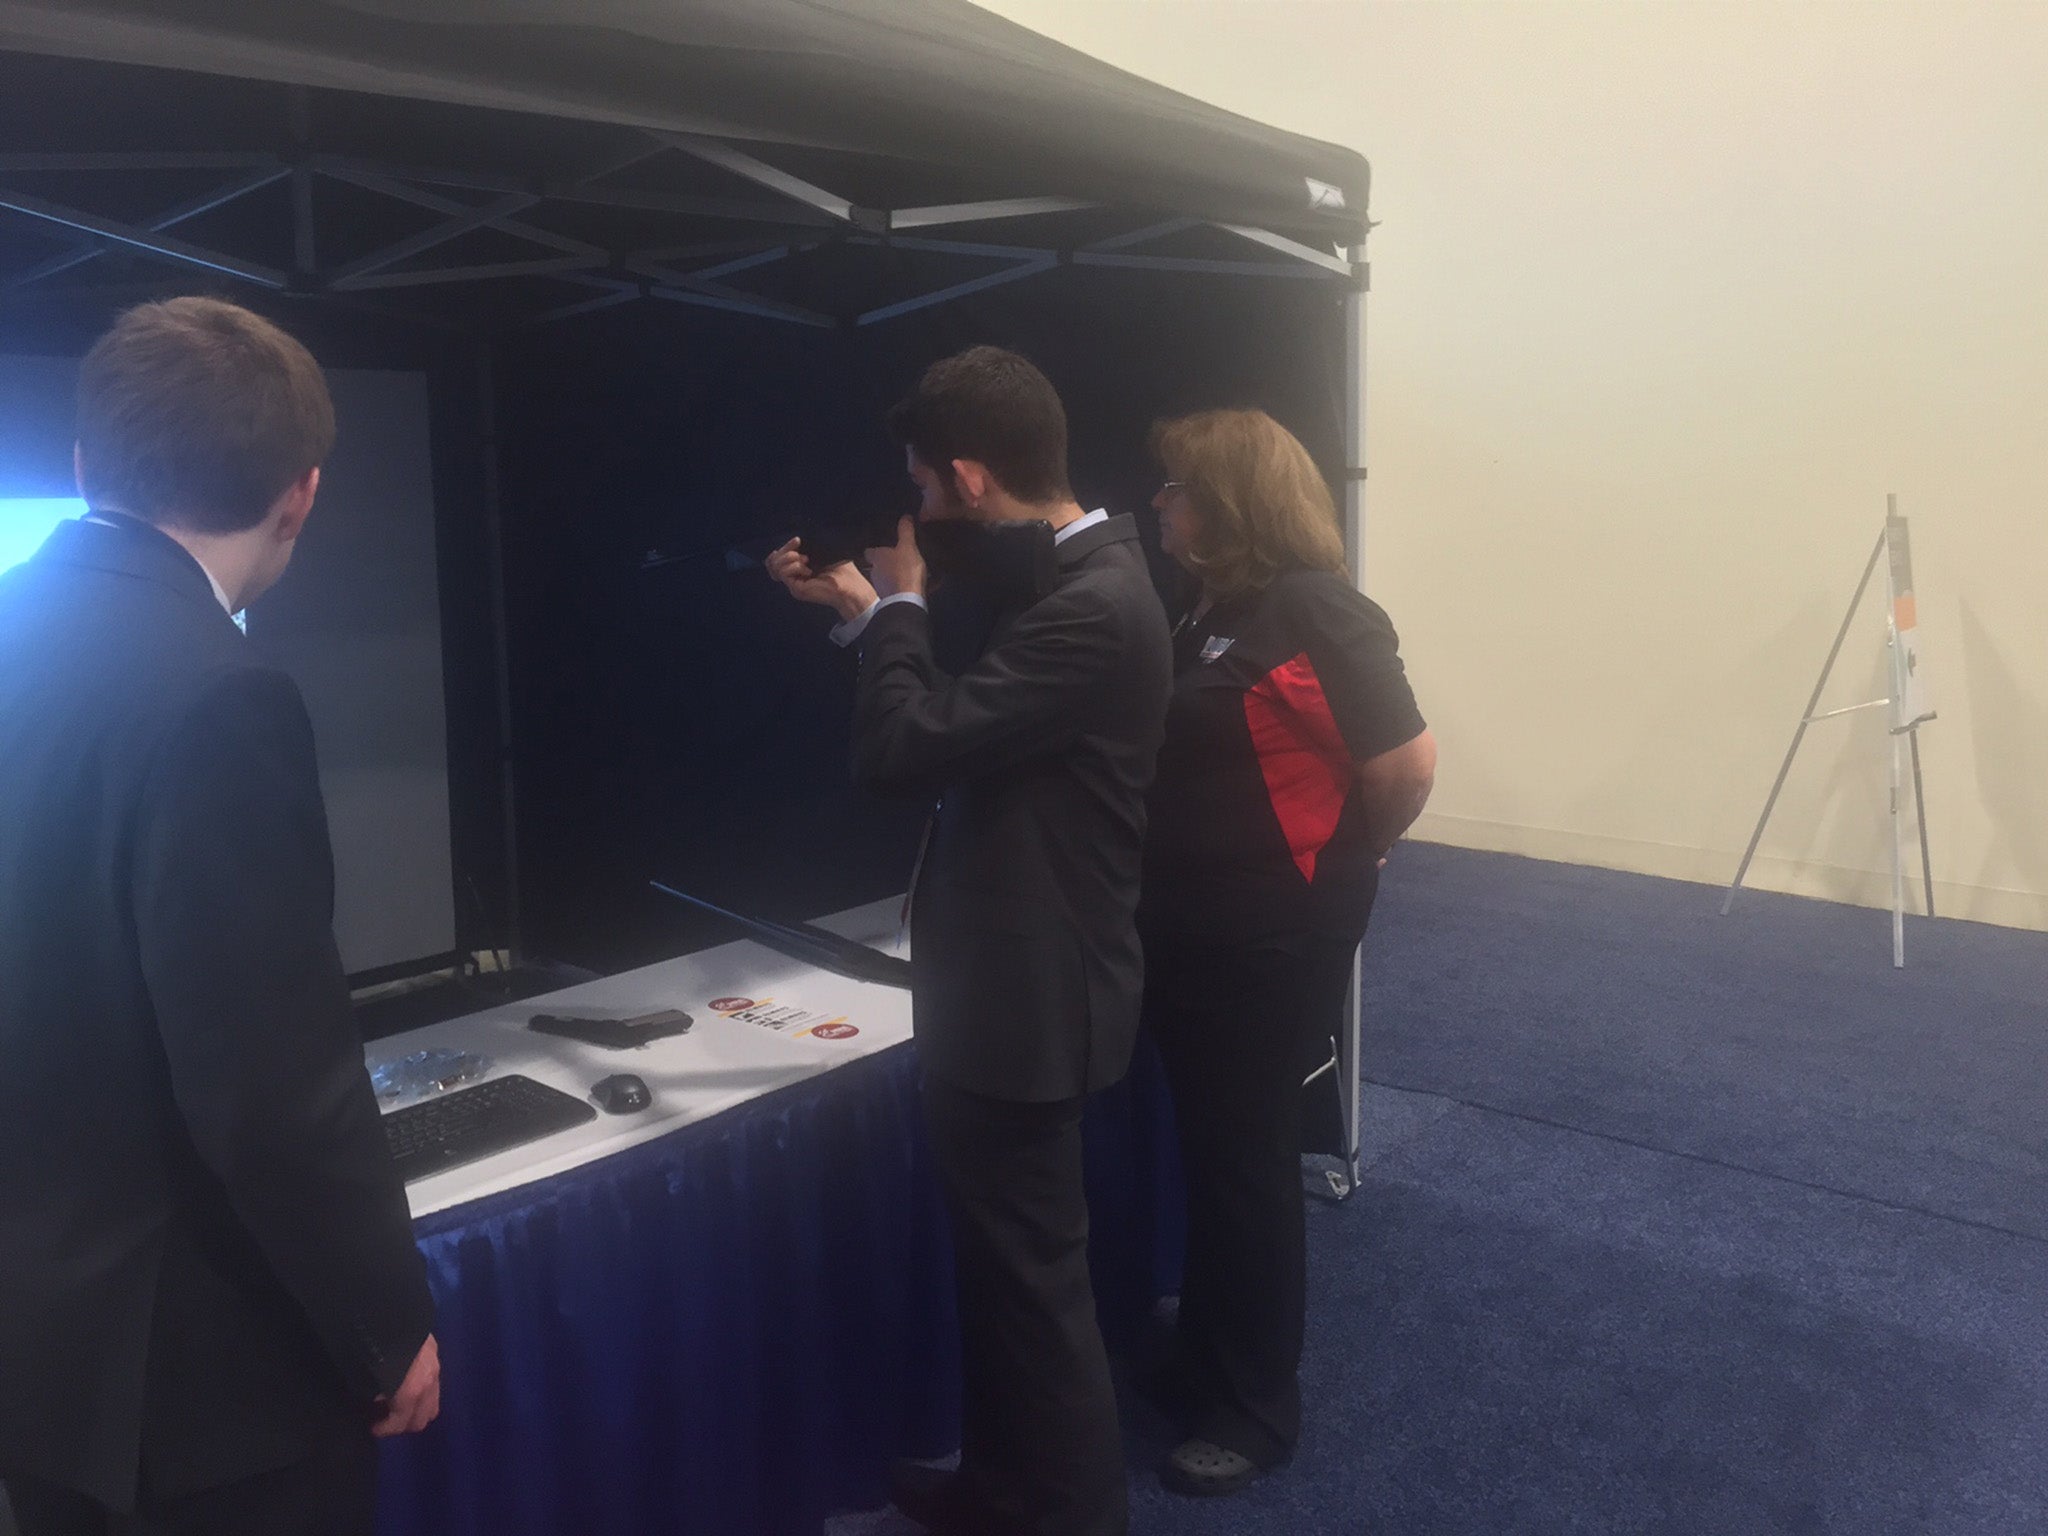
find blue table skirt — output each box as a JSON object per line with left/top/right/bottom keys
{"left": 376, "top": 1041, "right": 1184, "bottom": 1536}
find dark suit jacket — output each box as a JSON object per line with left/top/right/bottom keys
{"left": 852, "top": 515, "right": 1171, "bottom": 1102}
{"left": 0, "top": 516, "right": 433, "bottom": 1510}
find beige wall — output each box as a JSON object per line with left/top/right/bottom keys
{"left": 976, "top": 0, "right": 2048, "bottom": 931}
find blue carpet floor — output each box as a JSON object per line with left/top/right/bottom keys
{"left": 829, "top": 844, "right": 2048, "bottom": 1535}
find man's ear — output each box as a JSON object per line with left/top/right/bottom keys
{"left": 274, "top": 466, "right": 320, "bottom": 543}
{"left": 950, "top": 459, "right": 991, "bottom": 508}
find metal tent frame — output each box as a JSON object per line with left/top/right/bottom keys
{"left": 0, "top": 56, "right": 1375, "bottom": 1196}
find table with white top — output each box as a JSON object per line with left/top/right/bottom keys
{"left": 378, "top": 898, "right": 918, "bottom": 1219}
{"left": 368, "top": 900, "right": 1183, "bottom": 1536}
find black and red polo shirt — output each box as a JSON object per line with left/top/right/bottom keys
{"left": 1138, "top": 567, "right": 1425, "bottom": 943}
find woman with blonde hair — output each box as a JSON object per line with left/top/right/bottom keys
{"left": 1139, "top": 408, "right": 1436, "bottom": 1496}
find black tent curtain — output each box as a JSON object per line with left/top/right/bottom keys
{"left": 0, "top": 0, "right": 1369, "bottom": 240}
{"left": 0, "top": 0, "right": 1372, "bottom": 1180}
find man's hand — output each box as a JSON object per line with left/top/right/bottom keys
{"left": 766, "top": 537, "right": 879, "bottom": 623}
{"left": 864, "top": 516, "right": 927, "bottom": 602}
{"left": 372, "top": 1334, "right": 442, "bottom": 1439}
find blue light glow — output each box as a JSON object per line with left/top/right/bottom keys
{"left": 0, "top": 497, "right": 87, "bottom": 577}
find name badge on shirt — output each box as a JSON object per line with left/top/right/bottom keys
{"left": 1199, "top": 635, "right": 1234, "bottom": 663}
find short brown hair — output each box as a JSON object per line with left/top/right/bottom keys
{"left": 76, "top": 296, "right": 336, "bottom": 535}
{"left": 1150, "top": 408, "right": 1347, "bottom": 598}
{"left": 886, "top": 345, "right": 1072, "bottom": 505}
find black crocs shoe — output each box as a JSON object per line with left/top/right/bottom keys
{"left": 1160, "top": 1436, "right": 1264, "bottom": 1497}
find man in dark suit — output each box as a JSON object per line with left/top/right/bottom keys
{"left": 768, "top": 346, "right": 1171, "bottom": 1536}
{"left": 0, "top": 298, "right": 439, "bottom": 1536}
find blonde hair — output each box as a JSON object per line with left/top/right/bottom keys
{"left": 1149, "top": 408, "right": 1347, "bottom": 598}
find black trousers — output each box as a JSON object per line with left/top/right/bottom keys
{"left": 920, "top": 1074, "right": 1127, "bottom": 1536}
{"left": 1142, "top": 929, "right": 1360, "bottom": 1468}
{"left": 3, "top": 1433, "right": 376, "bottom": 1536}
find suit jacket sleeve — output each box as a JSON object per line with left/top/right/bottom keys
{"left": 130, "top": 666, "right": 434, "bottom": 1403}
{"left": 851, "top": 577, "right": 1121, "bottom": 795}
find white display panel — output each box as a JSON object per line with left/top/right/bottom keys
{"left": 0, "top": 355, "right": 457, "bottom": 976}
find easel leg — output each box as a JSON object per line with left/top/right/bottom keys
{"left": 1723, "top": 528, "right": 1890, "bottom": 915}
{"left": 1909, "top": 728, "right": 1935, "bottom": 918}
{"left": 1890, "top": 732, "right": 1906, "bottom": 968}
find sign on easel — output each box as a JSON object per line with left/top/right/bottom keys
{"left": 1722, "top": 495, "right": 1936, "bottom": 967}
{"left": 1885, "top": 505, "right": 1935, "bottom": 733}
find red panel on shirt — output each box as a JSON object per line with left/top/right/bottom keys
{"left": 1243, "top": 652, "right": 1354, "bottom": 881}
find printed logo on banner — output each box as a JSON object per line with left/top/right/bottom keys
{"left": 708, "top": 996, "right": 858, "bottom": 1041}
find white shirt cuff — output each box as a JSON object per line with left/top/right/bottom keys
{"left": 830, "top": 590, "right": 927, "bottom": 647}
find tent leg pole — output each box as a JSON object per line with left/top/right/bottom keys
{"left": 1338, "top": 250, "right": 1369, "bottom": 1196}
{"left": 477, "top": 346, "right": 524, "bottom": 967}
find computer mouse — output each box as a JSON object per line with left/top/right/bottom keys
{"left": 591, "top": 1073, "right": 652, "bottom": 1115}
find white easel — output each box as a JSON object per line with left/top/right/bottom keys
{"left": 1722, "top": 496, "right": 1936, "bottom": 967}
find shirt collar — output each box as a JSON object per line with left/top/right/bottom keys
{"left": 1053, "top": 507, "right": 1110, "bottom": 545}
{"left": 193, "top": 556, "right": 234, "bottom": 617}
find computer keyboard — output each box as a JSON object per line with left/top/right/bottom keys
{"left": 381, "top": 1073, "right": 598, "bottom": 1184}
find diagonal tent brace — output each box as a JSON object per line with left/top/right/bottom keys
{"left": 1087, "top": 217, "right": 1201, "bottom": 252}
{"left": 522, "top": 276, "right": 647, "bottom": 328}
{"left": 524, "top": 245, "right": 830, "bottom": 329}
{"left": 623, "top": 239, "right": 802, "bottom": 266}
{"left": 310, "top": 161, "right": 607, "bottom": 261}
{"left": 0, "top": 182, "right": 287, "bottom": 287}
{"left": 318, "top": 143, "right": 664, "bottom": 291}
{"left": 625, "top": 254, "right": 836, "bottom": 328}
{"left": 4, "top": 164, "right": 290, "bottom": 290}
{"left": 353, "top": 161, "right": 832, "bottom": 229}
{"left": 888, "top": 197, "right": 1093, "bottom": 231}
{"left": 1080, "top": 216, "right": 1353, "bottom": 280}
{"left": 844, "top": 233, "right": 1060, "bottom": 326}
{"left": 676, "top": 246, "right": 806, "bottom": 282}
{"left": 839, "top": 219, "right": 1350, "bottom": 328}
{"left": 1073, "top": 249, "right": 1332, "bottom": 280}
{"left": 0, "top": 152, "right": 281, "bottom": 174}
{"left": 288, "top": 87, "right": 315, "bottom": 276}
{"left": 291, "top": 166, "right": 316, "bottom": 274}
{"left": 653, "top": 131, "right": 873, "bottom": 228}
{"left": 868, "top": 235, "right": 1055, "bottom": 261}
{"left": 647, "top": 282, "right": 836, "bottom": 328}
{"left": 858, "top": 255, "right": 1058, "bottom": 326}
{"left": 345, "top": 255, "right": 609, "bottom": 292}
{"left": 326, "top": 190, "right": 546, "bottom": 289}
{"left": 1211, "top": 221, "right": 1353, "bottom": 277}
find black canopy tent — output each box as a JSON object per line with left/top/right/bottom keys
{"left": 0, "top": 0, "right": 1368, "bottom": 238}
{"left": 0, "top": 0, "right": 1375, "bottom": 1191}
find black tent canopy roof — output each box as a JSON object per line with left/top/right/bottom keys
{"left": 0, "top": 0, "right": 1368, "bottom": 240}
